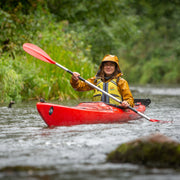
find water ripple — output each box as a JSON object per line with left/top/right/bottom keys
{"left": 0, "top": 88, "right": 180, "bottom": 179}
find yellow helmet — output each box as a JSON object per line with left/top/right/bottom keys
{"left": 96, "top": 55, "right": 122, "bottom": 77}
{"left": 102, "top": 55, "right": 119, "bottom": 65}
{"left": 101, "top": 54, "right": 121, "bottom": 73}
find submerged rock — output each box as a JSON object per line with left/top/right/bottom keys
{"left": 107, "top": 133, "right": 180, "bottom": 168}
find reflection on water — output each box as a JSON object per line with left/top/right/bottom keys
{"left": 0, "top": 86, "right": 180, "bottom": 180}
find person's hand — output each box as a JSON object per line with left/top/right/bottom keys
{"left": 120, "top": 101, "right": 130, "bottom": 108}
{"left": 72, "top": 72, "right": 80, "bottom": 81}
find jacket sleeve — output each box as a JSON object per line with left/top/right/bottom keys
{"left": 70, "top": 76, "right": 96, "bottom": 91}
{"left": 117, "top": 78, "right": 134, "bottom": 107}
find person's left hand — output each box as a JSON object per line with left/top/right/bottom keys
{"left": 120, "top": 101, "right": 130, "bottom": 108}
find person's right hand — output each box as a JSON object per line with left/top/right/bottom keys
{"left": 72, "top": 72, "right": 80, "bottom": 81}
{"left": 119, "top": 101, "right": 130, "bottom": 108}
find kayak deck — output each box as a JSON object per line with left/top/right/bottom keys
{"left": 37, "top": 102, "right": 146, "bottom": 127}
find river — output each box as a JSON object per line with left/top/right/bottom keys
{"left": 0, "top": 85, "right": 180, "bottom": 180}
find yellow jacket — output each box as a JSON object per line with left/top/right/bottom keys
{"left": 70, "top": 73, "right": 134, "bottom": 107}
{"left": 70, "top": 54, "right": 134, "bottom": 107}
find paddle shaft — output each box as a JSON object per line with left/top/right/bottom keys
{"left": 55, "top": 62, "right": 151, "bottom": 121}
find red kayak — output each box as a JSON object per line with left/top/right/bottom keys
{"left": 37, "top": 101, "right": 147, "bottom": 127}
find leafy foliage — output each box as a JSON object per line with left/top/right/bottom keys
{"left": 47, "top": 0, "right": 141, "bottom": 62}
{"left": 0, "top": 0, "right": 180, "bottom": 102}
{"left": 47, "top": 0, "right": 180, "bottom": 84}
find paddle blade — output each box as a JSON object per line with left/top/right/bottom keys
{"left": 150, "top": 119, "right": 172, "bottom": 123}
{"left": 23, "top": 43, "right": 55, "bottom": 64}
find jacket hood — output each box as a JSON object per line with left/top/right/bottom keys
{"left": 96, "top": 55, "right": 122, "bottom": 77}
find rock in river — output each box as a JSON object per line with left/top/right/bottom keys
{"left": 107, "top": 133, "right": 180, "bottom": 168}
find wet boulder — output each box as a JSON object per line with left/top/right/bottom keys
{"left": 107, "top": 133, "right": 180, "bottom": 168}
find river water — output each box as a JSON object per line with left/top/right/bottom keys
{"left": 0, "top": 86, "right": 180, "bottom": 180}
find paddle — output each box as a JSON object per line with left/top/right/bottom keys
{"left": 23, "top": 43, "right": 170, "bottom": 123}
